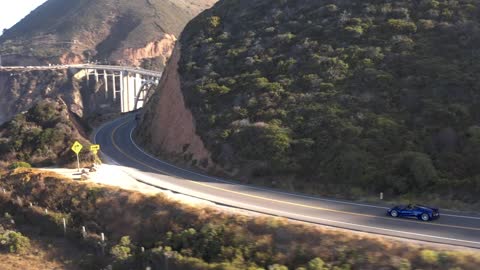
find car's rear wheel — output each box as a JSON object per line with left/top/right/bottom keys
{"left": 390, "top": 210, "right": 398, "bottom": 217}
{"left": 420, "top": 213, "right": 430, "bottom": 221}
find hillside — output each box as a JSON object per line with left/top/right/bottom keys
{"left": 0, "top": 99, "right": 93, "bottom": 167}
{"left": 0, "top": 0, "right": 217, "bottom": 66}
{"left": 1, "top": 169, "right": 479, "bottom": 269}
{"left": 141, "top": 0, "right": 480, "bottom": 205}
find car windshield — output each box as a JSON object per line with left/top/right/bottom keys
{"left": 406, "top": 204, "right": 417, "bottom": 209}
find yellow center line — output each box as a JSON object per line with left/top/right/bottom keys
{"left": 108, "top": 119, "right": 480, "bottom": 232}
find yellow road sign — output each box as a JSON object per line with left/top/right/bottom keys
{"left": 90, "top": 144, "right": 100, "bottom": 152}
{"left": 71, "top": 141, "right": 83, "bottom": 154}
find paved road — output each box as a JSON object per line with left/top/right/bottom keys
{"left": 0, "top": 64, "right": 163, "bottom": 77}
{"left": 95, "top": 115, "right": 480, "bottom": 249}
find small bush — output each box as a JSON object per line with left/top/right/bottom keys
{"left": 307, "top": 257, "right": 326, "bottom": 270}
{"left": 110, "top": 236, "right": 133, "bottom": 261}
{"left": 420, "top": 249, "right": 439, "bottom": 265}
{"left": 0, "top": 231, "right": 31, "bottom": 254}
{"left": 8, "top": 162, "right": 32, "bottom": 170}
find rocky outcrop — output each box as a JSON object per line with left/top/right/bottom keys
{"left": 137, "top": 46, "right": 214, "bottom": 169}
{"left": 0, "top": 70, "right": 69, "bottom": 123}
{"left": 110, "top": 34, "right": 177, "bottom": 67}
{"left": 0, "top": 69, "right": 121, "bottom": 124}
{"left": 59, "top": 52, "right": 85, "bottom": 65}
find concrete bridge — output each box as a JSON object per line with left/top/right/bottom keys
{"left": 0, "top": 64, "right": 163, "bottom": 113}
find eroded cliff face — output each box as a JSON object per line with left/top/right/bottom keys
{"left": 0, "top": 70, "right": 122, "bottom": 124}
{"left": 110, "top": 34, "right": 177, "bottom": 67}
{"left": 137, "top": 46, "right": 214, "bottom": 170}
{"left": 59, "top": 52, "right": 85, "bottom": 65}
{"left": 0, "top": 0, "right": 219, "bottom": 68}
{"left": 2, "top": 35, "right": 177, "bottom": 69}
{"left": 0, "top": 70, "right": 69, "bottom": 123}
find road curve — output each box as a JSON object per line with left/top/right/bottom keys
{"left": 95, "top": 115, "right": 480, "bottom": 249}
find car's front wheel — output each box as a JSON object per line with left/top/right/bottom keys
{"left": 390, "top": 210, "right": 398, "bottom": 217}
{"left": 420, "top": 213, "right": 430, "bottom": 221}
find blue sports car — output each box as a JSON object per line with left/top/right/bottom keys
{"left": 387, "top": 204, "right": 440, "bottom": 221}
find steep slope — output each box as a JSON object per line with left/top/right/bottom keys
{"left": 137, "top": 47, "right": 214, "bottom": 170}
{"left": 0, "top": 69, "right": 120, "bottom": 125}
{"left": 0, "top": 0, "right": 217, "bottom": 124}
{"left": 0, "top": 0, "right": 217, "bottom": 66}
{"left": 0, "top": 98, "right": 94, "bottom": 167}
{"left": 141, "top": 0, "right": 480, "bottom": 203}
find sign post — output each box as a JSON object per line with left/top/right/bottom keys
{"left": 71, "top": 141, "right": 83, "bottom": 172}
{"left": 90, "top": 144, "right": 101, "bottom": 164}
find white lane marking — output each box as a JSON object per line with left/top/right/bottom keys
{"left": 126, "top": 122, "right": 480, "bottom": 221}
{"left": 441, "top": 213, "right": 480, "bottom": 219}
{"left": 128, "top": 126, "right": 383, "bottom": 206}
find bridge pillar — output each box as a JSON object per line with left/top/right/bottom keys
{"left": 94, "top": 69, "right": 99, "bottom": 83}
{"left": 120, "top": 72, "right": 136, "bottom": 113}
{"left": 119, "top": 71, "right": 124, "bottom": 107}
{"left": 128, "top": 73, "right": 136, "bottom": 112}
{"left": 121, "top": 72, "right": 130, "bottom": 113}
{"left": 103, "top": 70, "right": 108, "bottom": 99}
{"left": 134, "top": 73, "right": 142, "bottom": 107}
{"left": 112, "top": 72, "right": 117, "bottom": 101}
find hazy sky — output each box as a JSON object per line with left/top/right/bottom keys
{"left": 0, "top": 0, "right": 47, "bottom": 33}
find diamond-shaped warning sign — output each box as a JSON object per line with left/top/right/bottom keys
{"left": 71, "top": 141, "right": 83, "bottom": 154}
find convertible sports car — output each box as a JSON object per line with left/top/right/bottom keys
{"left": 387, "top": 204, "right": 440, "bottom": 221}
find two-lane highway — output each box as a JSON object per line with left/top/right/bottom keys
{"left": 95, "top": 115, "right": 480, "bottom": 249}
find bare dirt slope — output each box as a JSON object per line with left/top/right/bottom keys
{"left": 136, "top": 47, "right": 215, "bottom": 170}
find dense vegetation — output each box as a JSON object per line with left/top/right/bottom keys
{"left": 0, "top": 70, "right": 72, "bottom": 123}
{"left": 1, "top": 169, "right": 479, "bottom": 270}
{"left": 0, "top": 99, "right": 93, "bottom": 167}
{"left": 179, "top": 0, "right": 480, "bottom": 204}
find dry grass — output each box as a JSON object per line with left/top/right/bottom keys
{"left": 0, "top": 229, "right": 85, "bottom": 270}
{"left": 1, "top": 168, "right": 479, "bottom": 269}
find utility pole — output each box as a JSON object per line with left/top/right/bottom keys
{"left": 0, "top": 55, "right": 2, "bottom": 66}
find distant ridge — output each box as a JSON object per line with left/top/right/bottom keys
{"left": 0, "top": 0, "right": 217, "bottom": 65}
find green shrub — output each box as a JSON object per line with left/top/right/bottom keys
{"left": 420, "top": 249, "right": 439, "bottom": 265}
{"left": 397, "top": 258, "right": 411, "bottom": 270}
{"left": 8, "top": 161, "right": 32, "bottom": 170}
{"left": 268, "top": 264, "right": 288, "bottom": 270}
{"left": 307, "top": 257, "right": 326, "bottom": 270}
{"left": 207, "top": 16, "right": 221, "bottom": 28}
{"left": 387, "top": 19, "right": 417, "bottom": 33}
{"left": 110, "top": 236, "right": 134, "bottom": 261}
{"left": 0, "top": 231, "right": 31, "bottom": 254}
